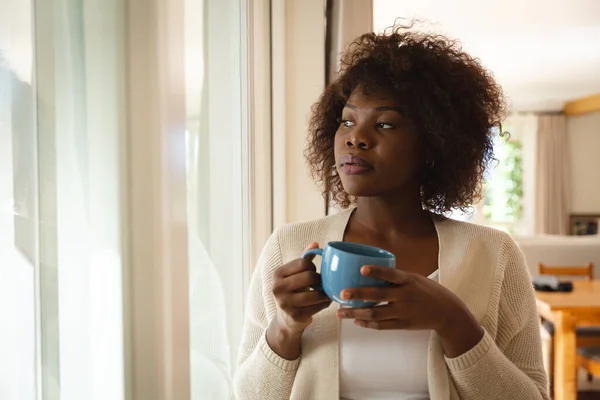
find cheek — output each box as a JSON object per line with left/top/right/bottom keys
{"left": 333, "top": 132, "right": 345, "bottom": 156}
{"left": 382, "top": 143, "right": 422, "bottom": 176}
{"left": 334, "top": 130, "right": 344, "bottom": 145}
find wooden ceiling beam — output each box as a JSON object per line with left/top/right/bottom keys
{"left": 563, "top": 93, "right": 600, "bottom": 116}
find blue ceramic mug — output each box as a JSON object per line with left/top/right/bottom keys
{"left": 302, "top": 241, "right": 396, "bottom": 308}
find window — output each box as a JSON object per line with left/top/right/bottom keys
{"left": 482, "top": 134, "right": 524, "bottom": 231}
{"left": 472, "top": 115, "right": 538, "bottom": 234}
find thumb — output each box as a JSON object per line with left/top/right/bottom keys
{"left": 302, "top": 242, "right": 320, "bottom": 262}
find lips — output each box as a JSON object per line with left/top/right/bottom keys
{"left": 340, "top": 154, "right": 374, "bottom": 175}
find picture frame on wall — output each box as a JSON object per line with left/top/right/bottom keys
{"left": 569, "top": 214, "right": 600, "bottom": 236}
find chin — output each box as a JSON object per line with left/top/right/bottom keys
{"left": 340, "top": 182, "right": 382, "bottom": 198}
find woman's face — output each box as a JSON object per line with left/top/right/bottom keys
{"left": 334, "top": 89, "right": 424, "bottom": 200}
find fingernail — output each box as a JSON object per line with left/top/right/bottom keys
{"left": 341, "top": 291, "right": 351, "bottom": 300}
{"left": 362, "top": 266, "right": 371, "bottom": 275}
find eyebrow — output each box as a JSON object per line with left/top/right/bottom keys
{"left": 344, "top": 103, "right": 403, "bottom": 114}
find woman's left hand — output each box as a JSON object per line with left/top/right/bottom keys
{"left": 336, "top": 265, "right": 484, "bottom": 357}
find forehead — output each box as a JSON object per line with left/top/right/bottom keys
{"left": 346, "top": 88, "right": 399, "bottom": 108}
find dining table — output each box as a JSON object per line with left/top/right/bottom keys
{"left": 535, "top": 280, "right": 600, "bottom": 400}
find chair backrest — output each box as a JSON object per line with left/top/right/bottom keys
{"left": 538, "top": 262, "right": 594, "bottom": 281}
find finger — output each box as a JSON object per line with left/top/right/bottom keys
{"left": 293, "top": 301, "right": 332, "bottom": 321}
{"left": 361, "top": 265, "right": 413, "bottom": 285}
{"left": 302, "top": 242, "right": 320, "bottom": 262}
{"left": 289, "top": 270, "right": 323, "bottom": 291}
{"left": 276, "top": 258, "right": 316, "bottom": 279}
{"left": 340, "top": 286, "right": 400, "bottom": 302}
{"left": 337, "top": 304, "right": 396, "bottom": 321}
{"left": 354, "top": 319, "right": 409, "bottom": 330}
{"left": 289, "top": 290, "right": 331, "bottom": 307}
{"left": 274, "top": 270, "right": 322, "bottom": 293}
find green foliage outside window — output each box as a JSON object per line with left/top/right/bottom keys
{"left": 483, "top": 137, "right": 524, "bottom": 227}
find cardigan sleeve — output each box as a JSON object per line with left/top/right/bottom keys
{"left": 444, "top": 235, "right": 550, "bottom": 400}
{"left": 232, "top": 230, "right": 300, "bottom": 400}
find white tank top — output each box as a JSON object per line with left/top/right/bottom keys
{"left": 339, "top": 269, "right": 439, "bottom": 400}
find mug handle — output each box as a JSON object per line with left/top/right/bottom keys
{"left": 302, "top": 248, "right": 324, "bottom": 291}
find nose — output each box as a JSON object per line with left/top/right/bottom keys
{"left": 345, "top": 128, "right": 371, "bottom": 150}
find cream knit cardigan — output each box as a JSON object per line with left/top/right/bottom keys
{"left": 233, "top": 208, "right": 549, "bottom": 400}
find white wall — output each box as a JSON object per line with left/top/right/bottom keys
{"left": 568, "top": 111, "right": 600, "bottom": 213}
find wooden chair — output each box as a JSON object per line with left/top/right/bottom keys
{"left": 578, "top": 347, "right": 600, "bottom": 378}
{"left": 538, "top": 263, "right": 594, "bottom": 281}
{"left": 538, "top": 263, "right": 599, "bottom": 390}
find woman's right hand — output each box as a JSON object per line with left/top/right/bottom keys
{"left": 272, "top": 242, "right": 332, "bottom": 334}
{"left": 266, "top": 243, "right": 332, "bottom": 359}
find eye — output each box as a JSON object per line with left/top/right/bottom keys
{"left": 377, "top": 122, "right": 394, "bottom": 129}
{"left": 341, "top": 119, "right": 355, "bottom": 128}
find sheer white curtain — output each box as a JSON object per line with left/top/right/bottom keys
{"left": 33, "top": 0, "right": 127, "bottom": 398}
{"left": 185, "top": 0, "right": 250, "bottom": 398}
{"left": 0, "top": 1, "right": 37, "bottom": 398}
{"left": 535, "top": 114, "right": 571, "bottom": 235}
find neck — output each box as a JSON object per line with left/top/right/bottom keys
{"left": 352, "top": 194, "right": 434, "bottom": 238}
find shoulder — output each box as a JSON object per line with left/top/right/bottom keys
{"left": 435, "top": 216, "right": 521, "bottom": 261}
{"left": 435, "top": 216, "right": 511, "bottom": 243}
{"left": 434, "top": 216, "right": 527, "bottom": 288}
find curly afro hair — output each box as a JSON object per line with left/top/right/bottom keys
{"left": 306, "top": 24, "right": 507, "bottom": 214}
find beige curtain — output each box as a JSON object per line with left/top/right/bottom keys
{"left": 535, "top": 114, "right": 571, "bottom": 234}
{"left": 326, "top": 0, "right": 373, "bottom": 85}
{"left": 325, "top": 0, "right": 373, "bottom": 214}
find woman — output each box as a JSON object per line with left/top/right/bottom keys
{"left": 234, "top": 25, "right": 548, "bottom": 400}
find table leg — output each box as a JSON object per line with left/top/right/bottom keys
{"left": 553, "top": 311, "right": 576, "bottom": 400}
